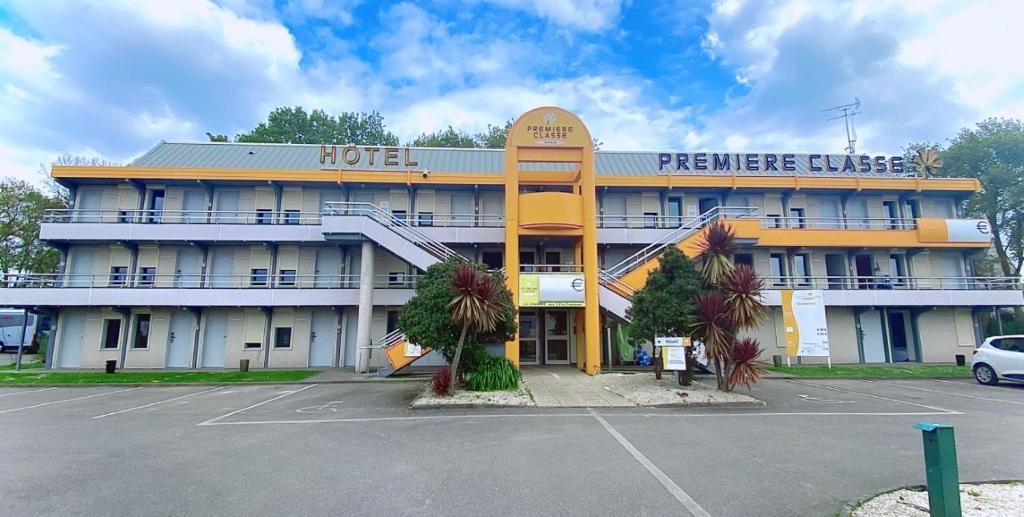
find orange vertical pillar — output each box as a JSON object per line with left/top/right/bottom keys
{"left": 503, "top": 137, "right": 520, "bottom": 366}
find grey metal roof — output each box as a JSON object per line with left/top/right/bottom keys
{"left": 131, "top": 141, "right": 901, "bottom": 178}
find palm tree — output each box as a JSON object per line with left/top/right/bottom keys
{"left": 696, "top": 221, "right": 736, "bottom": 284}
{"left": 447, "top": 264, "right": 501, "bottom": 393}
{"left": 692, "top": 292, "right": 735, "bottom": 390}
{"left": 692, "top": 223, "right": 768, "bottom": 391}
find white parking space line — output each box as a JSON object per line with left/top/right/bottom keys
{"left": 92, "top": 386, "right": 229, "bottom": 419}
{"left": 197, "top": 384, "right": 317, "bottom": 426}
{"left": 588, "top": 409, "right": 711, "bottom": 517}
{"left": 0, "top": 387, "right": 142, "bottom": 414}
{"left": 629, "top": 411, "right": 957, "bottom": 417}
{"left": 0, "top": 387, "right": 57, "bottom": 398}
{"left": 864, "top": 380, "right": 1024, "bottom": 407}
{"left": 197, "top": 407, "right": 961, "bottom": 427}
{"left": 785, "top": 380, "right": 961, "bottom": 414}
{"left": 199, "top": 412, "right": 593, "bottom": 426}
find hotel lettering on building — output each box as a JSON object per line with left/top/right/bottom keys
{"left": 4, "top": 107, "right": 1022, "bottom": 373}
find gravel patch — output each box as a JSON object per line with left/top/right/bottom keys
{"left": 598, "top": 372, "right": 765, "bottom": 407}
{"left": 853, "top": 482, "right": 1024, "bottom": 516}
{"left": 410, "top": 382, "right": 535, "bottom": 409}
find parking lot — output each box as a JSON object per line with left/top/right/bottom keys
{"left": 2, "top": 377, "right": 1023, "bottom": 517}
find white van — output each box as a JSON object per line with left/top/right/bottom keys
{"left": 0, "top": 310, "right": 37, "bottom": 353}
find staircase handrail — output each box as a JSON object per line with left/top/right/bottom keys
{"left": 603, "top": 206, "right": 759, "bottom": 279}
{"left": 380, "top": 328, "right": 406, "bottom": 348}
{"left": 323, "top": 201, "right": 465, "bottom": 263}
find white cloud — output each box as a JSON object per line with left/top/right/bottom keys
{"left": 476, "top": 0, "right": 627, "bottom": 31}
{"left": 698, "top": 0, "right": 1024, "bottom": 153}
{"left": 387, "top": 76, "right": 696, "bottom": 151}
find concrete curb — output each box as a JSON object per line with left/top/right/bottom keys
{"left": 646, "top": 399, "right": 768, "bottom": 409}
{"left": 410, "top": 402, "right": 538, "bottom": 410}
{"left": 765, "top": 375, "right": 972, "bottom": 381}
{"left": 0, "top": 378, "right": 429, "bottom": 388}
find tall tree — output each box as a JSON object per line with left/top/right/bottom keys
{"left": 474, "top": 121, "right": 513, "bottom": 149}
{"left": 626, "top": 247, "right": 704, "bottom": 383}
{"left": 215, "top": 107, "right": 400, "bottom": 145}
{"left": 411, "top": 126, "right": 478, "bottom": 148}
{"left": 938, "top": 119, "right": 1024, "bottom": 282}
{"left": 0, "top": 178, "right": 65, "bottom": 276}
{"left": 399, "top": 259, "right": 516, "bottom": 378}
{"left": 38, "top": 153, "right": 117, "bottom": 204}
{"left": 411, "top": 121, "right": 514, "bottom": 149}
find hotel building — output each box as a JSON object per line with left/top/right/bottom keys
{"left": 2, "top": 107, "right": 1021, "bottom": 373}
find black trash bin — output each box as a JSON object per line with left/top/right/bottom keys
{"left": 239, "top": 359, "right": 250, "bottom": 372}
{"left": 955, "top": 354, "right": 966, "bottom": 367}
{"left": 772, "top": 355, "right": 783, "bottom": 367}
{"left": 105, "top": 360, "right": 117, "bottom": 374}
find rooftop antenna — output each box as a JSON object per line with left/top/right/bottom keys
{"left": 824, "top": 97, "right": 861, "bottom": 154}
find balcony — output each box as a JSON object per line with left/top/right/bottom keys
{"left": 0, "top": 273, "right": 418, "bottom": 308}
{"left": 42, "top": 208, "right": 506, "bottom": 244}
{"left": 760, "top": 275, "right": 1023, "bottom": 307}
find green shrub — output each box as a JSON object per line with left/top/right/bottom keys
{"left": 466, "top": 356, "right": 520, "bottom": 392}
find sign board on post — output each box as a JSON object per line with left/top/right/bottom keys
{"left": 655, "top": 336, "right": 691, "bottom": 371}
{"left": 663, "top": 347, "right": 688, "bottom": 371}
{"left": 782, "top": 290, "right": 830, "bottom": 358}
{"left": 655, "top": 336, "right": 685, "bottom": 348}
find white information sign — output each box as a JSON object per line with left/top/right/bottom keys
{"left": 782, "top": 290, "right": 830, "bottom": 357}
{"left": 663, "top": 347, "right": 688, "bottom": 371}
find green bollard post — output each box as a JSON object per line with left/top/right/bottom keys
{"left": 914, "top": 423, "right": 961, "bottom": 517}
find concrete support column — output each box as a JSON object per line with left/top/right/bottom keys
{"left": 355, "top": 240, "right": 375, "bottom": 373}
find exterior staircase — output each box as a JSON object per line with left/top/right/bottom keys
{"left": 598, "top": 206, "right": 759, "bottom": 321}
{"left": 322, "top": 202, "right": 463, "bottom": 376}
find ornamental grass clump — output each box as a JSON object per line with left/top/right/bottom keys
{"left": 729, "top": 337, "right": 765, "bottom": 391}
{"left": 431, "top": 366, "right": 454, "bottom": 396}
{"left": 466, "top": 356, "right": 521, "bottom": 392}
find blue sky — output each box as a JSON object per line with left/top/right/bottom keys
{"left": 1, "top": 0, "right": 1021, "bottom": 182}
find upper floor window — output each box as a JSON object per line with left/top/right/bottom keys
{"left": 279, "top": 269, "right": 296, "bottom": 287}
{"left": 769, "top": 253, "right": 786, "bottom": 286}
{"left": 250, "top": 269, "right": 268, "bottom": 287}
{"left": 255, "top": 209, "right": 273, "bottom": 225}
{"left": 282, "top": 210, "right": 300, "bottom": 225}
{"left": 417, "top": 212, "right": 434, "bottom": 227}
{"left": 109, "top": 266, "right": 128, "bottom": 286}
{"left": 788, "top": 208, "right": 806, "bottom": 228}
{"left": 136, "top": 267, "right": 156, "bottom": 287}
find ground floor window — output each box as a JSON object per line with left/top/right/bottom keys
{"left": 132, "top": 314, "right": 150, "bottom": 349}
{"left": 101, "top": 318, "right": 121, "bottom": 349}
{"left": 274, "top": 327, "right": 292, "bottom": 349}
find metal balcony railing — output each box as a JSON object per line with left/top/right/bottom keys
{"left": 43, "top": 208, "right": 506, "bottom": 228}
{"left": 0, "top": 273, "right": 421, "bottom": 289}
{"left": 42, "top": 209, "right": 324, "bottom": 225}
{"left": 759, "top": 216, "right": 918, "bottom": 230}
{"left": 519, "top": 264, "right": 584, "bottom": 273}
{"left": 762, "top": 275, "right": 1023, "bottom": 291}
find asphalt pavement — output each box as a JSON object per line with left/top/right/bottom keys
{"left": 2, "top": 376, "right": 1023, "bottom": 516}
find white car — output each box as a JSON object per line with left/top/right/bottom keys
{"left": 972, "top": 335, "right": 1024, "bottom": 385}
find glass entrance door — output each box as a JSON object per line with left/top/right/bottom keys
{"left": 519, "top": 311, "right": 539, "bottom": 365}
{"left": 545, "top": 310, "right": 570, "bottom": 364}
